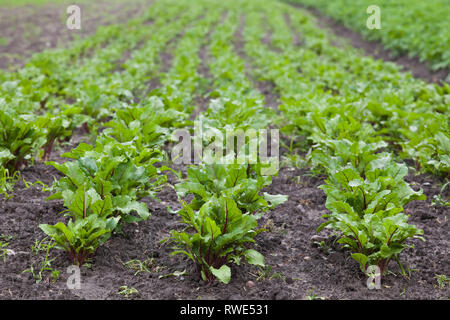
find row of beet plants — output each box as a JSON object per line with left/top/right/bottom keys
{"left": 0, "top": 0, "right": 186, "bottom": 196}
{"left": 164, "top": 7, "right": 287, "bottom": 284}
{"left": 0, "top": 0, "right": 199, "bottom": 260}
{"left": 38, "top": 1, "right": 223, "bottom": 268}
{"left": 241, "top": 1, "right": 438, "bottom": 279}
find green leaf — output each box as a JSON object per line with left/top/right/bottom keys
{"left": 210, "top": 265, "right": 231, "bottom": 284}
{"left": 244, "top": 249, "right": 265, "bottom": 267}
{"left": 263, "top": 193, "right": 288, "bottom": 208}
{"left": 115, "top": 199, "right": 150, "bottom": 221}
{"left": 351, "top": 253, "right": 368, "bottom": 271}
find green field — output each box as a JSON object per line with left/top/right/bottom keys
{"left": 288, "top": 0, "right": 450, "bottom": 72}
{"left": 0, "top": 0, "right": 448, "bottom": 300}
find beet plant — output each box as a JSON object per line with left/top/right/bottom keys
{"left": 167, "top": 195, "right": 266, "bottom": 284}
{"left": 0, "top": 108, "right": 45, "bottom": 172}
{"left": 175, "top": 163, "right": 287, "bottom": 214}
{"left": 35, "top": 105, "right": 87, "bottom": 161}
{"left": 46, "top": 136, "right": 167, "bottom": 224}
{"left": 40, "top": 135, "right": 169, "bottom": 264}
{"left": 40, "top": 185, "right": 119, "bottom": 265}
{"left": 318, "top": 154, "right": 426, "bottom": 276}
{"left": 103, "top": 97, "right": 187, "bottom": 149}
{"left": 167, "top": 162, "right": 287, "bottom": 284}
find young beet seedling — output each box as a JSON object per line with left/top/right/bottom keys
{"left": 318, "top": 155, "right": 426, "bottom": 278}
{"left": 166, "top": 163, "right": 287, "bottom": 284}
{"left": 166, "top": 196, "right": 266, "bottom": 284}
{"left": 40, "top": 186, "right": 119, "bottom": 265}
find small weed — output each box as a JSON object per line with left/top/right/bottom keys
{"left": 431, "top": 181, "right": 449, "bottom": 207}
{"left": 124, "top": 258, "right": 166, "bottom": 275}
{"left": 251, "top": 266, "right": 285, "bottom": 282}
{"left": 306, "top": 289, "right": 325, "bottom": 300}
{"left": 0, "top": 234, "right": 15, "bottom": 262}
{"left": 31, "top": 237, "right": 53, "bottom": 255}
{"left": 0, "top": 241, "right": 9, "bottom": 262}
{"left": 23, "top": 239, "right": 58, "bottom": 283}
{"left": 117, "top": 286, "right": 139, "bottom": 297}
{"left": 0, "top": 168, "right": 20, "bottom": 199}
{"left": 435, "top": 274, "right": 449, "bottom": 289}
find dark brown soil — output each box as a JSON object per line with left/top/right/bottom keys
{"left": 233, "top": 13, "right": 280, "bottom": 111}
{"left": 144, "top": 14, "right": 195, "bottom": 100}
{"left": 284, "top": 12, "right": 301, "bottom": 47}
{"left": 193, "top": 13, "right": 223, "bottom": 119}
{"left": 284, "top": 2, "right": 450, "bottom": 85}
{"left": 232, "top": 13, "right": 247, "bottom": 69}
{"left": 1, "top": 157, "right": 448, "bottom": 299}
{"left": 0, "top": 0, "right": 150, "bottom": 70}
